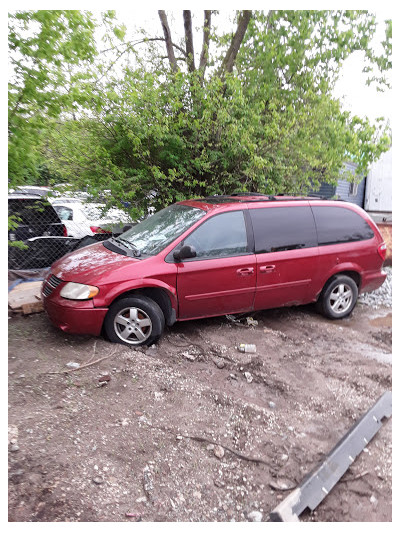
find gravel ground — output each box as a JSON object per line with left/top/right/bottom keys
{"left": 359, "top": 267, "right": 392, "bottom": 308}
{"left": 8, "top": 270, "right": 392, "bottom": 523}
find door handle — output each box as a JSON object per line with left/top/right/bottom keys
{"left": 237, "top": 267, "right": 254, "bottom": 276}
{"left": 260, "top": 265, "right": 275, "bottom": 273}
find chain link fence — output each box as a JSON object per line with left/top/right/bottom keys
{"left": 8, "top": 195, "right": 134, "bottom": 270}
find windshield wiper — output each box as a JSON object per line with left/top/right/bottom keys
{"left": 114, "top": 237, "right": 141, "bottom": 256}
{"left": 111, "top": 237, "right": 141, "bottom": 257}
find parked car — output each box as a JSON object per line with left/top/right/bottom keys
{"left": 50, "top": 200, "right": 133, "bottom": 238}
{"left": 42, "top": 194, "right": 387, "bottom": 347}
{"left": 8, "top": 194, "right": 67, "bottom": 242}
{"left": 8, "top": 185, "right": 52, "bottom": 197}
{"left": 8, "top": 194, "right": 69, "bottom": 269}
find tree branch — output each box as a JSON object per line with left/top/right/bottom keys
{"left": 158, "top": 10, "right": 179, "bottom": 73}
{"left": 221, "top": 10, "right": 252, "bottom": 74}
{"left": 183, "top": 10, "right": 196, "bottom": 72}
{"left": 199, "top": 10, "right": 212, "bottom": 76}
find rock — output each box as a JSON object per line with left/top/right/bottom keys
{"left": 214, "top": 445, "right": 225, "bottom": 459}
{"left": 182, "top": 351, "right": 196, "bottom": 361}
{"left": 244, "top": 371, "right": 253, "bottom": 383}
{"left": 93, "top": 476, "right": 104, "bottom": 485}
{"left": 247, "top": 510, "right": 263, "bottom": 522}
{"left": 66, "top": 362, "right": 80, "bottom": 369}
{"left": 10, "top": 444, "right": 20, "bottom": 452}
{"left": 213, "top": 358, "right": 226, "bottom": 369}
{"left": 269, "top": 479, "right": 295, "bottom": 491}
{"left": 8, "top": 425, "right": 18, "bottom": 445}
{"left": 143, "top": 466, "right": 154, "bottom": 500}
{"left": 9, "top": 469, "right": 24, "bottom": 479}
{"left": 268, "top": 401, "right": 276, "bottom": 409}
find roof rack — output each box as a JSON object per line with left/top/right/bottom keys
{"left": 197, "top": 194, "right": 346, "bottom": 204}
{"left": 230, "top": 192, "right": 268, "bottom": 197}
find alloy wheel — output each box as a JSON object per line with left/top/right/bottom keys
{"left": 113, "top": 306, "right": 153, "bottom": 345}
{"left": 328, "top": 283, "right": 353, "bottom": 315}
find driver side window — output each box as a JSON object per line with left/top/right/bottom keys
{"left": 184, "top": 210, "right": 248, "bottom": 259}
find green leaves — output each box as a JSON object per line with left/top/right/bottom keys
{"left": 9, "top": 10, "right": 391, "bottom": 216}
{"left": 8, "top": 10, "right": 99, "bottom": 186}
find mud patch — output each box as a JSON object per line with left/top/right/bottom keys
{"left": 369, "top": 313, "right": 392, "bottom": 328}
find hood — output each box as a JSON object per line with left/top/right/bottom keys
{"left": 51, "top": 241, "right": 141, "bottom": 284}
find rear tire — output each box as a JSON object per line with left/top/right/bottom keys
{"left": 317, "top": 275, "right": 358, "bottom": 319}
{"left": 104, "top": 296, "right": 165, "bottom": 347}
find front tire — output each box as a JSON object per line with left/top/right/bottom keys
{"left": 318, "top": 275, "right": 358, "bottom": 319}
{"left": 104, "top": 296, "right": 165, "bottom": 347}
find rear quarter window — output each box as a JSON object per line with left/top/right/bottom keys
{"left": 311, "top": 206, "right": 374, "bottom": 245}
{"left": 250, "top": 206, "right": 317, "bottom": 253}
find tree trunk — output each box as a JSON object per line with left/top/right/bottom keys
{"left": 221, "top": 10, "right": 252, "bottom": 73}
{"left": 183, "top": 10, "right": 196, "bottom": 72}
{"left": 199, "top": 10, "right": 212, "bottom": 76}
{"left": 158, "top": 10, "right": 179, "bottom": 72}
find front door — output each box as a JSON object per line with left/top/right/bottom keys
{"left": 174, "top": 210, "right": 256, "bottom": 319}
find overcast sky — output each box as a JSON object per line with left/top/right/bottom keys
{"left": 332, "top": 10, "right": 392, "bottom": 124}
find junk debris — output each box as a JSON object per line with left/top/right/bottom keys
{"left": 237, "top": 343, "right": 257, "bottom": 353}
{"left": 269, "top": 390, "right": 392, "bottom": 522}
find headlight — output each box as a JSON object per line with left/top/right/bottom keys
{"left": 60, "top": 282, "right": 99, "bottom": 300}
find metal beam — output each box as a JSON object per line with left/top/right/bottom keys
{"left": 269, "top": 390, "right": 392, "bottom": 522}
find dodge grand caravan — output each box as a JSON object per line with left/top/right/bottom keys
{"left": 42, "top": 194, "right": 387, "bottom": 347}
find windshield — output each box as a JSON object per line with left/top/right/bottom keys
{"left": 116, "top": 204, "right": 205, "bottom": 256}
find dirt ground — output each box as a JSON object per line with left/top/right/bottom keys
{"left": 8, "top": 301, "right": 392, "bottom": 523}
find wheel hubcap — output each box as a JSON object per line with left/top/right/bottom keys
{"left": 114, "top": 307, "right": 152, "bottom": 345}
{"left": 328, "top": 283, "right": 353, "bottom": 314}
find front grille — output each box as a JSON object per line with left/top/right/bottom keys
{"left": 42, "top": 274, "right": 63, "bottom": 297}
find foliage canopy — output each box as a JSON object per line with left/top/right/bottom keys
{"left": 9, "top": 10, "right": 392, "bottom": 217}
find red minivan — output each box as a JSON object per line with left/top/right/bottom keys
{"left": 42, "top": 194, "right": 387, "bottom": 347}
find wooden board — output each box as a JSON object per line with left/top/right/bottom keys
{"left": 8, "top": 281, "right": 44, "bottom": 314}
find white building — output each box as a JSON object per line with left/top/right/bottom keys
{"left": 364, "top": 147, "right": 392, "bottom": 222}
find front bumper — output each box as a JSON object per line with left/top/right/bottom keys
{"left": 43, "top": 297, "right": 108, "bottom": 336}
{"left": 42, "top": 277, "right": 108, "bottom": 336}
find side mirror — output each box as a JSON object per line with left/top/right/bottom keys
{"left": 173, "top": 244, "right": 197, "bottom": 262}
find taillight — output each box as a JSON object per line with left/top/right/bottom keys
{"left": 90, "top": 226, "right": 112, "bottom": 234}
{"left": 377, "top": 243, "right": 386, "bottom": 261}
{"left": 62, "top": 224, "right": 68, "bottom": 237}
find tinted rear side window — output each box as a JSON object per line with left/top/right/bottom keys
{"left": 8, "top": 199, "right": 60, "bottom": 224}
{"left": 250, "top": 206, "right": 317, "bottom": 253}
{"left": 311, "top": 206, "right": 374, "bottom": 245}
